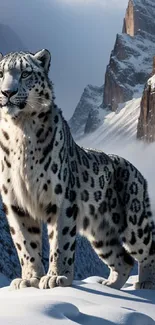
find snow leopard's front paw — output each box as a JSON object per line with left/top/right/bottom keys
{"left": 101, "top": 279, "right": 122, "bottom": 289}
{"left": 10, "top": 277, "right": 40, "bottom": 290}
{"left": 39, "top": 275, "right": 73, "bottom": 289}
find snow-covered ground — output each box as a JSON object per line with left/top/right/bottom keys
{"left": 0, "top": 274, "right": 155, "bottom": 324}
{"left": 1, "top": 96, "right": 155, "bottom": 324}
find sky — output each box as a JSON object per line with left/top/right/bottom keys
{"left": 0, "top": 0, "right": 128, "bottom": 119}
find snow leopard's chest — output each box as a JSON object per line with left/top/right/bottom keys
{"left": 0, "top": 120, "right": 62, "bottom": 219}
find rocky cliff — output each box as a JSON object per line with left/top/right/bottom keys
{"left": 103, "top": 0, "right": 155, "bottom": 111}
{"left": 137, "top": 58, "right": 155, "bottom": 142}
{"left": 69, "top": 85, "right": 103, "bottom": 136}
{"left": 70, "top": 0, "right": 155, "bottom": 135}
{"left": 122, "top": 0, "right": 155, "bottom": 37}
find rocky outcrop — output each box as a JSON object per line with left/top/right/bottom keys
{"left": 137, "top": 58, "right": 155, "bottom": 142}
{"left": 69, "top": 85, "right": 103, "bottom": 136}
{"left": 122, "top": 0, "right": 134, "bottom": 36}
{"left": 84, "top": 108, "right": 100, "bottom": 134}
{"left": 122, "top": 0, "right": 155, "bottom": 37}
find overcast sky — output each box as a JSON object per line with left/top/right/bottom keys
{"left": 0, "top": 0, "right": 128, "bottom": 119}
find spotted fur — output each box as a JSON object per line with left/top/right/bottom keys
{"left": 0, "top": 49, "right": 155, "bottom": 290}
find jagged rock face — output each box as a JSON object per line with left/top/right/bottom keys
{"left": 123, "top": 0, "right": 155, "bottom": 37}
{"left": 137, "top": 68, "right": 155, "bottom": 142}
{"left": 133, "top": 0, "right": 155, "bottom": 36}
{"left": 122, "top": 0, "right": 134, "bottom": 36}
{"left": 103, "top": 0, "right": 155, "bottom": 112}
{"left": 84, "top": 108, "right": 100, "bottom": 134}
{"left": 103, "top": 30, "right": 155, "bottom": 111}
{"left": 69, "top": 85, "right": 103, "bottom": 136}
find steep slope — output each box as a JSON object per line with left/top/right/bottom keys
{"left": 78, "top": 97, "right": 141, "bottom": 149}
{"left": 70, "top": 0, "right": 155, "bottom": 136}
{"left": 69, "top": 85, "right": 103, "bottom": 136}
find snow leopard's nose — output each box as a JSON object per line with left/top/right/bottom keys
{"left": 1, "top": 89, "right": 18, "bottom": 98}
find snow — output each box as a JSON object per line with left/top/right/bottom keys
{"left": 0, "top": 275, "right": 155, "bottom": 324}
{"left": 148, "top": 74, "right": 155, "bottom": 92}
{"left": 1, "top": 96, "right": 155, "bottom": 324}
{"left": 78, "top": 97, "right": 141, "bottom": 147}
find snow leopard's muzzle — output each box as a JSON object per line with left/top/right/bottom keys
{"left": 0, "top": 70, "right": 28, "bottom": 115}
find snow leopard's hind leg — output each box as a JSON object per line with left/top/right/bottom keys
{"left": 90, "top": 220, "right": 134, "bottom": 290}
{"left": 3, "top": 202, "right": 45, "bottom": 289}
{"left": 135, "top": 184, "right": 155, "bottom": 289}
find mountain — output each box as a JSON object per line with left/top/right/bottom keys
{"left": 69, "top": 85, "right": 103, "bottom": 136}
{"left": 69, "top": 0, "right": 155, "bottom": 136}
{"left": 103, "top": 0, "right": 155, "bottom": 112}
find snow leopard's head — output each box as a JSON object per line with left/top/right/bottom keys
{"left": 0, "top": 49, "right": 53, "bottom": 118}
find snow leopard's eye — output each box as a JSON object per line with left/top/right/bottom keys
{"left": 0, "top": 71, "right": 3, "bottom": 78}
{"left": 21, "top": 70, "right": 32, "bottom": 79}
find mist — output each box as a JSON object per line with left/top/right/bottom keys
{"left": 0, "top": 0, "right": 128, "bottom": 119}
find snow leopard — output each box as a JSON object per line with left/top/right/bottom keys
{"left": 0, "top": 49, "right": 155, "bottom": 291}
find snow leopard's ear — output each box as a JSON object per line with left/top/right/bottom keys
{"left": 0, "top": 53, "right": 3, "bottom": 61}
{"left": 34, "top": 49, "right": 51, "bottom": 73}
